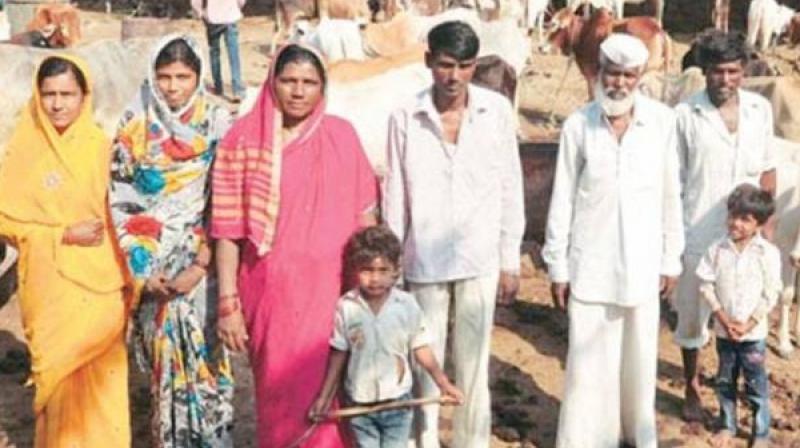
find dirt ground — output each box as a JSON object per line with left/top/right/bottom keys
{"left": 1, "top": 10, "right": 800, "bottom": 448}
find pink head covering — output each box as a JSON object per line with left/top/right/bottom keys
{"left": 210, "top": 44, "right": 328, "bottom": 254}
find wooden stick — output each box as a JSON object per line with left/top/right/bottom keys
{"left": 323, "top": 396, "right": 455, "bottom": 420}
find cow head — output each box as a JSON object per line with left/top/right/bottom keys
{"left": 789, "top": 14, "right": 800, "bottom": 46}
{"left": 546, "top": 7, "right": 579, "bottom": 55}
{"left": 27, "top": 4, "right": 81, "bottom": 48}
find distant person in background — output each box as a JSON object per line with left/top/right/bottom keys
{"left": 192, "top": 0, "right": 246, "bottom": 103}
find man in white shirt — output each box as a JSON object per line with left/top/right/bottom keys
{"left": 673, "top": 31, "right": 777, "bottom": 422}
{"left": 542, "top": 34, "right": 684, "bottom": 448}
{"left": 382, "top": 21, "right": 525, "bottom": 448}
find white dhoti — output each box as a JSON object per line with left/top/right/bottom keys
{"left": 407, "top": 272, "right": 499, "bottom": 448}
{"left": 672, "top": 254, "right": 711, "bottom": 349}
{"left": 556, "top": 295, "right": 660, "bottom": 448}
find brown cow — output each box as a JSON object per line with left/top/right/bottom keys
{"left": 789, "top": 14, "right": 800, "bottom": 45}
{"left": 24, "top": 3, "right": 81, "bottom": 48}
{"left": 548, "top": 7, "right": 671, "bottom": 98}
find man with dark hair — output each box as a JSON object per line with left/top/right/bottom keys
{"left": 673, "top": 30, "right": 776, "bottom": 422}
{"left": 383, "top": 20, "right": 525, "bottom": 448}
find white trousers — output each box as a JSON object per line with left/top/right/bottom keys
{"left": 673, "top": 254, "right": 711, "bottom": 349}
{"left": 556, "top": 295, "right": 660, "bottom": 448}
{"left": 407, "top": 272, "right": 499, "bottom": 448}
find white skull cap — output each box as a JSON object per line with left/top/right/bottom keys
{"left": 600, "top": 33, "right": 649, "bottom": 68}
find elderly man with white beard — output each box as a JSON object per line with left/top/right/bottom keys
{"left": 542, "top": 34, "right": 684, "bottom": 448}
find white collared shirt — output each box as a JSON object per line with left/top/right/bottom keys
{"left": 696, "top": 234, "right": 782, "bottom": 341}
{"left": 542, "top": 94, "right": 684, "bottom": 306}
{"left": 382, "top": 85, "right": 525, "bottom": 283}
{"left": 190, "top": 0, "right": 245, "bottom": 24}
{"left": 676, "top": 89, "right": 776, "bottom": 256}
{"left": 331, "top": 288, "right": 431, "bottom": 403}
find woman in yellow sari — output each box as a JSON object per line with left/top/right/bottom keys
{"left": 0, "top": 55, "right": 131, "bottom": 446}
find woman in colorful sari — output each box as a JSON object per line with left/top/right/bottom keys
{"left": 211, "top": 44, "right": 378, "bottom": 447}
{"left": 0, "top": 55, "right": 130, "bottom": 446}
{"left": 109, "top": 35, "right": 234, "bottom": 447}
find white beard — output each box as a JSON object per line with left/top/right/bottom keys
{"left": 594, "top": 80, "right": 635, "bottom": 117}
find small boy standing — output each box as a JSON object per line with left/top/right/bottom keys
{"left": 310, "top": 226, "right": 463, "bottom": 447}
{"left": 696, "top": 184, "right": 782, "bottom": 448}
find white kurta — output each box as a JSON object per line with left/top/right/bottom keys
{"left": 673, "top": 88, "right": 776, "bottom": 348}
{"left": 542, "top": 94, "right": 683, "bottom": 448}
{"left": 542, "top": 93, "right": 684, "bottom": 305}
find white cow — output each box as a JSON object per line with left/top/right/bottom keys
{"left": 239, "top": 61, "right": 432, "bottom": 173}
{"left": 0, "top": 11, "right": 9, "bottom": 41}
{"left": 747, "top": 0, "right": 796, "bottom": 52}
{"left": 774, "top": 138, "right": 800, "bottom": 357}
{"left": 290, "top": 17, "right": 368, "bottom": 61}
{"left": 291, "top": 9, "right": 531, "bottom": 76}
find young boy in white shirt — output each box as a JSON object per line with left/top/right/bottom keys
{"left": 309, "top": 226, "right": 463, "bottom": 447}
{"left": 696, "top": 184, "right": 782, "bottom": 448}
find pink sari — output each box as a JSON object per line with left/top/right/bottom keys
{"left": 211, "top": 45, "right": 378, "bottom": 447}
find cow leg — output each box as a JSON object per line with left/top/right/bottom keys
{"left": 794, "top": 295, "right": 800, "bottom": 346}
{"left": 778, "top": 285, "right": 796, "bottom": 358}
{"left": 721, "top": 0, "right": 730, "bottom": 33}
{"left": 655, "top": 0, "right": 663, "bottom": 25}
{"left": 779, "top": 303, "right": 794, "bottom": 357}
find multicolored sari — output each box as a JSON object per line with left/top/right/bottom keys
{"left": 211, "top": 44, "right": 379, "bottom": 448}
{"left": 0, "top": 55, "right": 130, "bottom": 447}
{"left": 109, "top": 35, "right": 234, "bottom": 447}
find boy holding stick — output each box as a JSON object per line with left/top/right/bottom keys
{"left": 309, "top": 226, "right": 463, "bottom": 447}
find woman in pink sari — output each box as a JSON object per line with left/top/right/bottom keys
{"left": 211, "top": 44, "right": 378, "bottom": 447}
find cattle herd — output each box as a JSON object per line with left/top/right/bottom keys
{"left": 1, "top": 0, "right": 800, "bottom": 401}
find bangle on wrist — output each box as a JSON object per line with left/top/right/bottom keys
{"left": 218, "top": 297, "right": 240, "bottom": 318}
{"left": 219, "top": 293, "right": 240, "bottom": 302}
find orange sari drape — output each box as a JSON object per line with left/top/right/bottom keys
{"left": 0, "top": 55, "right": 131, "bottom": 447}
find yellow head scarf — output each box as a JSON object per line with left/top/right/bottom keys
{"left": 0, "top": 54, "right": 125, "bottom": 293}
{"left": 0, "top": 54, "right": 109, "bottom": 224}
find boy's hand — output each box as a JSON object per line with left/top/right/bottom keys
{"left": 438, "top": 379, "right": 464, "bottom": 405}
{"left": 728, "top": 320, "right": 755, "bottom": 341}
{"left": 714, "top": 310, "right": 737, "bottom": 339}
{"left": 308, "top": 397, "right": 332, "bottom": 422}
